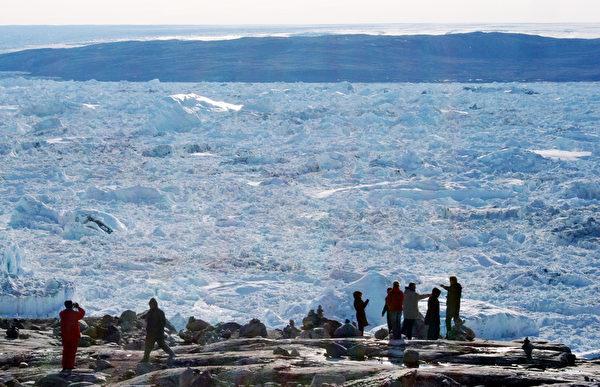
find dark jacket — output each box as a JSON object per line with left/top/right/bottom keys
{"left": 442, "top": 283, "right": 462, "bottom": 314}
{"left": 354, "top": 298, "right": 369, "bottom": 327}
{"left": 424, "top": 295, "right": 440, "bottom": 324}
{"left": 145, "top": 307, "right": 166, "bottom": 338}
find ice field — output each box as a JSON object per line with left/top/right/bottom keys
{"left": 0, "top": 76, "right": 599, "bottom": 355}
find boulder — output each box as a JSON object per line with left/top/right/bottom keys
{"left": 273, "top": 346, "right": 290, "bottom": 356}
{"left": 300, "top": 327, "right": 329, "bottom": 339}
{"left": 448, "top": 320, "right": 476, "bottom": 341}
{"left": 18, "top": 362, "right": 28, "bottom": 368}
{"left": 347, "top": 344, "right": 367, "bottom": 360}
{"left": 302, "top": 309, "right": 319, "bottom": 330}
{"left": 5, "top": 326, "right": 19, "bottom": 339}
{"left": 186, "top": 317, "right": 211, "bottom": 332}
{"left": 79, "top": 320, "right": 89, "bottom": 332}
{"left": 322, "top": 319, "right": 342, "bottom": 337}
{"left": 374, "top": 328, "right": 389, "bottom": 340}
{"left": 239, "top": 318, "right": 267, "bottom": 338}
{"left": 79, "top": 335, "right": 95, "bottom": 347}
{"left": 325, "top": 342, "right": 347, "bottom": 358}
{"left": 215, "top": 321, "right": 241, "bottom": 338}
{"left": 104, "top": 324, "right": 121, "bottom": 344}
{"left": 267, "top": 329, "right": 283, "bottom": 339}
{"left": 282, "top": 320, "right": 301, "bottom": 339}
{"left": 119, "top": 310, "right": 138, "bottom": 331}
{"left": 403, "top": 349, "right": 420, "bottom": 368}
{"left": 290, "top": 348, "right": 301, "bottom": 357}
{"left": 333, "top": 320, "right": 361, "bottom": 338}
{"left": 83, "top": 326, "right": 98, "bottom": 339}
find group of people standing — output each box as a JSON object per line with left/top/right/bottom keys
{"left": 58, "top": 278, "right": 463, "bottom": 373}
{"left": 353, "top": 276, "right": 462, "bottom": 340}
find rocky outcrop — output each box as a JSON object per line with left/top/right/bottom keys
{"left": 239, "top": 318, "right": 268, "bottom": 338}
{"left": 1, "top": 316, "right": 599, "bottom": 386}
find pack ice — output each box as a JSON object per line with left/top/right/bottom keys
{"left": 0, "top": 76, "right": 599, "bottom": 354}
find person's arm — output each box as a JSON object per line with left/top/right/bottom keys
{"left": 418, "top": 293, "right": 430, "bottom": 300}
{"left": 75, "top": 304, "right": 85, "bottom": 319}
{"left": 364, "top": 299, "right": 369, "bottom": 307}
{"left": 440, "top": 284, "right": 450, "bottom": 291}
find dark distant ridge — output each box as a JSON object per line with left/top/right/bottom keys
{"left": 0, "top": 32, "right": 599, "bottom": 82}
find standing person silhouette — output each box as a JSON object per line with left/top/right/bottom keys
{"left": 353, "top": 291, "right": 369, "bottom": 336}
{"left": 386, "top": 281, "right": 404, "bottom": 339}
{"left": 59, "top": 300, "right": 85, "bottom": 375}
{"left": 441, "top": 276, "right": 462, "bottom": 337}
{"left": 381, "top": 287, "right": 392, "bottom": 332}
{"left": 402, "top": 283, "right": 430, "bottom": 340}
{"left": 142, "top": 298, "right": 175, "bottom": 362}
{"left": 424, "top": 288, "right": 442, "bottom": 340}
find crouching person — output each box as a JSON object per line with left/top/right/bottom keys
{"left": 142, "top": 298, "right": 175, "bottom": 362}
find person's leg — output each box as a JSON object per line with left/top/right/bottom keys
{"left": 394, "top": 313, "right": 402, "bottom": 339}
{"left": 62, "top": 340, "right": 77, "bottom": 370}
{"left": 434, "top": 321, "right": 440, "bottom": 340}
{"left": 387, "top": 314, "right": 392, "bottom": 332}
{"left": 389, "top": 312, "right": 396, "bottom": 338}
{"left": 445, "top": 314, "right": 452, "bottom": 336}
{"left": 157, "top": 337, "right": 175, "bottom": 357}
{"left": 405, "top": 319, "right": 415, "bottom": 340}
{"left": 142, "top": 336, "right": 156, "bottom": 362}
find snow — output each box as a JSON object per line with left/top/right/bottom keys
{"left": 531, "top": 149, "right": 592, "bottom": 161}
{"left": 0, "top": 77, "right": 599, "bottom": 354}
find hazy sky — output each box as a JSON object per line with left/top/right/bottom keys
{"left": 1, "top": 0, "right": 599, "bottom": 25}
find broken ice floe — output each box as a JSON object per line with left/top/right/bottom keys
{"left": 0, "top": 239, "right": 74, "bottom": 318}
{"left": 9, "top": 195, "right": 126, "bottom": 240}
{"left": 148, "top": 93, "right": 242, "bottom": 133}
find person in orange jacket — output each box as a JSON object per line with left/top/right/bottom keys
{"left": 386, "top": 281, "right": 404, "bottom": 339}
{"left": 59, "top": 300, "right": 85, "bottom": 374}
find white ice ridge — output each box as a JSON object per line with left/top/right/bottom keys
{"left": 530, "top": 149, "right": 592, "bottom": 161}
{"left": 311, "top": 272, "right": 538, "bottom": 340}
{"left": 170, "top": 93, "right": 243, "bottom": 112}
